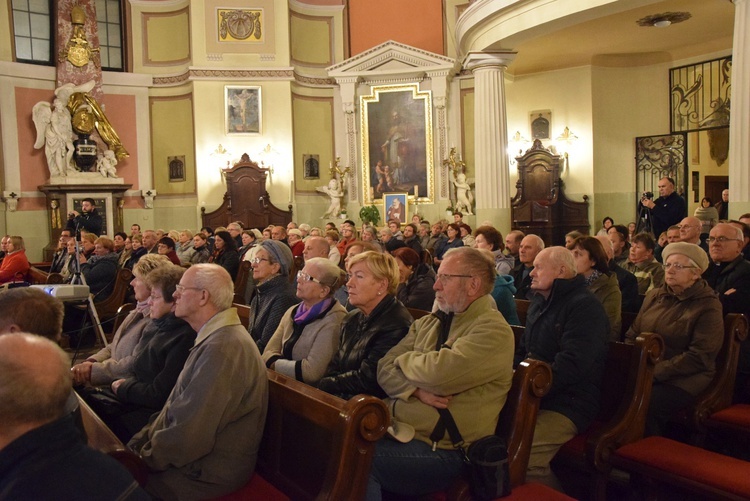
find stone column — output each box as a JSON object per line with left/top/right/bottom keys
{"left": 464, "top": 51, "right": 516, "bottom": 232}
{"left": 335, "top": 77, "right": 360, "bottom": 203}
{"left": 729, "top": 0, "right": 750, "bottom": 218}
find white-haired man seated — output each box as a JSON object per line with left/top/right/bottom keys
{"left": 514, "top": 246, "right": 609, "bottom": 490}
{"left": 129, "top": 264, "right": 268, "bottom": 500}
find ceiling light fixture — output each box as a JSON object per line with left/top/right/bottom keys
{"left": 636, "top": 11, "right": 691, "bottom": 28}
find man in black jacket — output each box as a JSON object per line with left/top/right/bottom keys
{"left": 704, "top": 223, "right": 750, "bottom": 403}
{"left": 66, "top": 198, "right": 103, "bottom": 237}
{"left": 514, "top": 246, "right": 609, "bottom": 490}
{"left": 640, "top": 177, "right": 685, "bottom": 238}
{"left": 511, "top": 234, "right": 544, "bottom": 299}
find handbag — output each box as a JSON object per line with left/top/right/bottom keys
{"left": 430, "top": 408, "right": 511, "bottom": 500}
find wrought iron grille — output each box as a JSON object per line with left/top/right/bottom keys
{"left": 670, "top": 56, "right": 731, "bottom": 133}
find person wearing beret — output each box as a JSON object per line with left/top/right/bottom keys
{"left": 625, "top": 241, "right": 723, "bottom": 436}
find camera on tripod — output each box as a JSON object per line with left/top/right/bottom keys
{"left": 641, "top": 191, "right": 654, "bottom": 201}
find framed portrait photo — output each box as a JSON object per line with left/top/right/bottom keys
{"left": 225, "top": 86, "right": 261, "bottom": 134}
{"left": 383, "top": 192, "right": 408, "bottom": 225}
{"left": 361, "top": 83, "right": 434, "bottom": 205}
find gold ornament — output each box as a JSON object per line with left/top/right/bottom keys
{"left": 61, "top": 6, "right": 99, "bottom": 67}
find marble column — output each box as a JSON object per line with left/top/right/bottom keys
{"left": 464, "top": 51, "right": 516, "bottom": 233}
{"left": 729, "top": 0, "right": 750, "bottom": 218}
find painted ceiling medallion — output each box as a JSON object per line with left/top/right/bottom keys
{"left": 636, "top": 11, "right": 692, "bottom": 28}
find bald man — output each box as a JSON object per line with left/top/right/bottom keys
{"left": 0, "top": 333, "right": 147, "bottom": 499}
{"left": 303, "top": 236, "right": 330, "bottom": 262}
{"left": 678, "top": 216, "right": 709, "bottom": 252}
{"left": 511, "top": 234, "right": 544, "bottom": 299}
{"left": 515, "top": 247, "right": 609, "bottom": 490}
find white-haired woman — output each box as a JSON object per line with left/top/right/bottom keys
{"left": 262, "top": 258, "right": 347, "bottom": 385}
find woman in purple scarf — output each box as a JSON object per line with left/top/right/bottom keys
{"left": 262, "top": 258, "right": 348, "bottom": 384}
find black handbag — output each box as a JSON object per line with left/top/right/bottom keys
{"left": 431, "top": 408, "right": 511, "bottom": 500}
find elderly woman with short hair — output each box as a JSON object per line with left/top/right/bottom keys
{"left": 175, "top": 229, "right": 195, "bottom": 265}
{"left": 318, "top": 251, "right": 412, "bottom": 399}
{"left": 248, "top": 239, "right": 298, "bottom": 353}
{"left": 262, "top": 258, "right": 348, "bottom": 385}
{"left": 473, "top": 225, "right": 514, "bottom": 275}
{"left": 625, "top": 242, "right": 723, "bottom": 436}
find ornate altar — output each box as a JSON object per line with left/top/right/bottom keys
{"left": 201, "top": 153, "right": 293, "bottom": 230}
{"left": 510, "top": 140, "right": 589, "bottom": 245}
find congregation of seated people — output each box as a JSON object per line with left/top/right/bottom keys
{"left": 3, "top": 207, "right": 750, "bottom": 500}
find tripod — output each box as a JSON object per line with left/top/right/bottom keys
{"left": 636, "top": 203, "right": 653, "bottom": 236}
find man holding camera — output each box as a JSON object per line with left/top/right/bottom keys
{"left": 66, "top": 198, "right": 103, "bottom": 237}
{"left": 640, "top": 177, "right": 686, "bottom": 238}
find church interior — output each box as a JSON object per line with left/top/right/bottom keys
{"left": 0, "top": 0, "right": 742, "bottom": 259}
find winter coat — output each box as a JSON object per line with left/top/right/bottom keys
{"left": 396, "top": 263, "right": 436, "bottom": 311}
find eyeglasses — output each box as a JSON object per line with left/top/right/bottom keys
{"left": 708, "top": 236, "right": 742, "bottom": 244}
{"left": 662, "top": 263, "right": 698, "bottom": 271}
{"left": 175, "top": 284, "right": 203, "bottom": 293}
{"left": 250, "top": 257, "right": 270, "bottom": 265}
{"left": 297, "top": 271, "right": 325, "bottom": 285}
{"left": 435, "top": 273, "right": 474, "bottom": 282}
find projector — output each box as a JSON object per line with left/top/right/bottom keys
{"left": 31, "top": 284, "right": 90, "bottom": 301}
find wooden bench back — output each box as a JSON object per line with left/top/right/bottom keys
{"left": 233, "top": 261, "right": 252, "bottom": 304}
{"left": 75, "top": 393, "right": 148, "bottom": 486}
{"left": 27, "top": 265, "right": 63, "bottom": 285}
{"left": 675, "top": 313, "right": 749, "bottom": 433}
{"left": 258, "top": 370, "right": 388, "bottom": 501}
{"left": 234, "top": 302, "right": 251, "bottom": 329}
{"left": 111, "top": 303, "right": 136, "bottom": 337}
{"left": 406, "top": 307, "right": 431, "bottom": 320}
{"left": 514, "top": 299, "right": 530, "bottom": 326}
{"left": 93, "top": 268, "right": 134, "bottom": 334}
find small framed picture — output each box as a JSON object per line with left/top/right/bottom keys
{"left": 303, "top": 154, "right": 320, "bottom": 179}
{"left": 168, "top": 155, "right": 185, "bottom": 182}
{"left": 529, "top": 110, "right": 552, "bottom": 140}
{"left": 225, "top": 86, "right": 262, "bottom": 134}
{"left": 383, "top": 192, "right": 408, "bottom": 225}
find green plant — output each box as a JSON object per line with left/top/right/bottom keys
{"left": 359, "top": 204, "right": 381, "bottom": 225}
{"left": 445, "top": 204, "right": 454, "bottom": 214}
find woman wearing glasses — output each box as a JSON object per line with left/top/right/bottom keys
{"left": 318, "top": 251, "right": 412, "bottom": 399}
{"left": 262, "top": 258, "right": 347, "bottom": 384}
{"left": 625, "top": 242, "right": 723, "bottom": 436}
{"left": 248, "top": 239, "right": 297, "bottom": 353}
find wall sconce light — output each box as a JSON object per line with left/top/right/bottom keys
{"left": 507, "top": 131, "right": 530, "bottom": 167}
{"left": 211, "top": 144, "right": 232, "bottom": 181}
{"left": 554, "top": 127, "right": 578, "bottom": 171}
{"left": 257, "top": 144, "right": 279, "bottom": 176}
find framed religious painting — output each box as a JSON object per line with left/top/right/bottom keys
{"left": 225, "top": 86, "right": 262, "bottom": 134}
{"left": 383, "top": 192, "right": 408, "bottom": 225}
{"left": 360, "top": 83, "right": 434, "bottom": 205}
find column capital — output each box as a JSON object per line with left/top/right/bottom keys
{"left": 463, "top": 51, "right": 517, "bottom": 72}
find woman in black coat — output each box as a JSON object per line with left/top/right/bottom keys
{"left": 391, "top": 247, "right": 435, "bottom": 312}
{"left": 209, "top": 230, "right": 240, "bottom": 280}
{"left": 318, "top": 251, "right": 413, "bottom": 399}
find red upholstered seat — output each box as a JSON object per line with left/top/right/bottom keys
{"left": 558, "top": 421, "right": 603, "bottom": 456}
{"left": 614, "top": 436, "right": 750, "bottom": 499}
{"left": 709, "top": 404, "right": 750, "bottom": 428}
{"left": 212, "top": 474, "right": 290, "bottom": 501}
{"left": 505, "top": 483, "right": 576, "bottom": 500}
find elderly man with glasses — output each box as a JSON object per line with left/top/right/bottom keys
{"left": 704, "top": 223, "right": 750, "bottom": 403}
{"left": 368, "top": 247, "right": 514, "bottom": 500}
{"left": 129, "top": 264, "right": 268, "bottom": 500}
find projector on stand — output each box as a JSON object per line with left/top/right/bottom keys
{"left": 31, "top": 284, "right": 90, "bottom": 301}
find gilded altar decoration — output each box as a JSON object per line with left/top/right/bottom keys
{"left": 218, "top": 9, "right": 263, "bottom": 42}
{"left": 67, "top": 90, "right": 129, "bottom": 161}
{"left": 61, "top": 5, "right": 99, "bottom": 67}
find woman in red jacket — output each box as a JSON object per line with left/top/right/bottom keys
{"left": 0, "top": 235, "right": 30, "bottom": 284}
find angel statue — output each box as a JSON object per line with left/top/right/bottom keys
{"left": 453, "top": 172, "right": 475, "bottom": 215}
{"left": 317, "top": 177, "right": 345, "bottom": 219}
{"left": 32, "top": 98, "right": 75, "bottom": 177}
{"left": 96, "top": 149, "right": 118, "bottom": 177}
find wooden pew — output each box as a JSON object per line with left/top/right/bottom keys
{"left": 446, "top": 358, "right": 553, "bottom": 500}
{"left": 233, "top": 261, "right": 252, "bottom": 304}
{"left": 514, "top": 299, "right": 530, "bottom": 326}
{"left": 551, "top": 332, "right": 664, "bottom": 500}
{"left": 75, "top": 393, "right": 148, "bottom": 486}
{"left": 671, "top": 313, "right": 749, "bottom": 443}
{"left": 235, "top": 302, "right": 251, "bottom": 329}
{"left": 27, "top": 265, "right": 64, "bottom": 285}
{"left": 92, "top": 268, "right": 134, "bottom": 335}
{"left": 406, "top": 307, "right": 431, "bottom": 320}
{"left": 218, "top": 370, "right": 389, "bottom": 500}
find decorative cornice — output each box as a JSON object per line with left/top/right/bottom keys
{"left": 293, "top": 72, "right": 336, "bottom": 86}
{"left": 328, "top": 40, "right": 455, "bottom": 72}
{"left": 152, "top": 71, "right": 190, "bottom": 86}
{"left": 189, "top": 68, "right": 295, "bottom": 80}
{"left": 464, "top": 51, "right": 517, "bottom": 71}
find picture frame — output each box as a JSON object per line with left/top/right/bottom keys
{"left": 530, "top": 110, "right": 552, "bottom": 140}
{"left": 383, "top": 192, "right": 408, "bottom": 225}
{"left": 361, "top": 84, "right": 433, "bottom": 205}
{"left": 303, "top": 154, "right": 320, "bottom": 179}
{"left": 225, "top": 86, "right": 261, "bottom": 134}
{"left": 168, "top": 155, "right": 186, "bottom": 182}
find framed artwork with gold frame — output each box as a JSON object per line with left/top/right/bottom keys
{"left": 360, "top": 84, "right": 433, "bottom": 205}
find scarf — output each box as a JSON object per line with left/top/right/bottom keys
{"left": 584, "top": 269, "right": 603, "bottom": 287}
{"left": 294, "top": 298, "right": 333, "bottom": 324}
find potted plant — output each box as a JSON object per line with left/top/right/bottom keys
{"left": 339, "top": 208, "right": 347, "bottom": 219}
{"left": 445, "top": 204, "right": 454, "bottom": 219}
{"left": 359, "top": 204, "right": 381, "bottom": 226}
